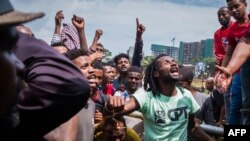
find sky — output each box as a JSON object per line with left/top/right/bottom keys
{"left": 10, "top": 0, "right": 249, "bottom": 57}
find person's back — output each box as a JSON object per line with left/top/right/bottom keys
{"left": 210, "top": 89, "right": 224, "bottom": 123}
{"left": 193, "top": 91, "right": 209, "bottom": 107}
{"left": 12, "top": 32, "right": 90, "bottom": 140}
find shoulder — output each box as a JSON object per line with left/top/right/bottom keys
{"left": 125, "top": 128, "right": 141, "bottom": 141}
{"left": 214, "top": 28, "right": 221, "bottom": 35}
{"left": 178, "top": 87, "right": 192, "bottom": 96}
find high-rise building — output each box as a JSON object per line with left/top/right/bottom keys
{"left": 202, "top": 39, "right": 213, "bottom": 58}
{"left": 178, "top": 39, "right": 213, "bottom": 64}
{"left": 151, "top": 44, "right": 179, "bottom": 61}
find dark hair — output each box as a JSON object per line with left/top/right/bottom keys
{"left": 64, "top": 49, "right": 89, "bottom": 60}
{"left": 97, "top": 43, "right": 104, "bottom": 48}
{"left": 103, "top": 116, "right": 127, "bottom": 130}
{"left": 178, "top": 65, "right": 194, "bottom": 83}
{"left": 226, "top": 0, "right": 246, "bottom": 3}
{"left": 143, "top": 54, "right": 167, "bottom": 97}
{"left": 127, "top": 66, "right": 142, "bottom": 74}
{"left": 51, "top": 42, "right": 67, "bottom": 48}
{"left": 113, "top": 53, "right": 130, "bottom": 66}
{"left": 102, "top": 61, "right": 116, "bottom": 69}
{"left": 93, "top": 60, "right": 103, "bottom": 70}
{"left": 218, "top": 6, "right": 230, "bottom": 13}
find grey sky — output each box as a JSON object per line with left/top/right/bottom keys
{"left": 10, "top": 0, "right": 250, "bottom": 57}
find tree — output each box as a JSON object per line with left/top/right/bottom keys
{"left": 103, "top": 48, "right": 112, "bottom": 62}
{"left": 203, "top": 57, "right": 216, "bottom": 77}
{"left": 141, "top": 56, "right": 154, "bottom": 70}
{"left": 191, "top": 57, "right": 203, "bottom": 65}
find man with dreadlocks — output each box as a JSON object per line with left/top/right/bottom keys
{"left": 105, "top": 54, "right": 212, "bottom": 141}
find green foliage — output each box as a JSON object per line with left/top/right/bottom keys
{"left": 191, "top": 57, "right": 203, "bottom": 65}
{"left": 141, "top": 56, "right": 154, "bottom": 68}
{"left": 103, "top": 48, "right": 112, "bottom": 62}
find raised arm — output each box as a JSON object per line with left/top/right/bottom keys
{"left": 72, "top": 15, "right": 88, "bottom": 52}
{"left": 90, "top": 29, "right": 103, "bottom": 52}
{"left": 132, "top": 18, "right": 145, "bottom": 67}
{"left": 51, "top": 10, "right": 64, "bottom": 44}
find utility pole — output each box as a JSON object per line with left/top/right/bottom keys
{"left": 171, "top": 37, "right": 176, "bottom": 47}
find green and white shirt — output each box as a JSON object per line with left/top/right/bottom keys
{"left": 133, "top": 87, "right": 200, "bottom": 141}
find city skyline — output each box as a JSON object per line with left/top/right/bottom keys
{"left": 10, "top": 0, "right": 245, "bottom": 57}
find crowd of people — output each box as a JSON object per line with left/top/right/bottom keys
{"left": 1, "top": 0, "right": 250, "bottom": 141}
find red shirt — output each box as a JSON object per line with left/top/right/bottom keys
{"left": 227, "top": 21, "right": 249, "bottom": 48}
{"left": 227, "top": 21, "right": 249, "bottom": 73}
{"left": 214, "top": 22, "right": 234, "bottom": 65}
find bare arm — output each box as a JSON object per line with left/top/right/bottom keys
{"left": 43, "top": 115, "right": 79, "bottom": 141}
{"left": 51, "top": 10, "right": 64, "bottom": 44}
{"left": 188, "top": 114, "right": 213, "bottom": 141}
{"left": 132, "top": 18, "right": 145, "bottom": 67}
{"left": 226, "top": 37, "right": 250, "bottom": 74}
{"left": 218, "top": 104, "right": 225, "bottom": 126}
{"left": 54, "top": 10, "right": 64, "bottom": 35}
{"left": 72, "top": 15, "right": 88, "bottom": 51}
{"left": 90, "top": 29, "right": 103, "bottom": 52}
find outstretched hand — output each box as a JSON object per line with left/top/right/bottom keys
{"left": 214, "top": 66, "right": 232, "bottom": 93}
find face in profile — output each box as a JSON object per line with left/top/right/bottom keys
{"left": 0, "top": 27, "right": 25, "bottom": 117}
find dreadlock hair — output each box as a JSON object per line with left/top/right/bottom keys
{"left": 64, "top": 48, "right": 89, "bottom": 61}
{"left": 143, "top": 54, "right": 167, "bottom": 97}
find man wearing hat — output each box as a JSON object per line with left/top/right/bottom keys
{"left": 0, "top": 0, "right": 91, "bottom": 140}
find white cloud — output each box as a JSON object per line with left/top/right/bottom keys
{"left": 10, "top": 0, "right": 244, "bottom": 57}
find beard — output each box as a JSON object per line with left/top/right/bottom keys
{"left": 159, "top": 70, "right": 179, "bottom": 84}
